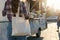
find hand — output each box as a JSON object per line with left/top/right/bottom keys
{"left": 2, "top": 10, "right": 6, "bottom": 17}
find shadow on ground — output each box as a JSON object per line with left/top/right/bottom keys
{"left": 27, "top": 36, "right": 43, "bottom": 40}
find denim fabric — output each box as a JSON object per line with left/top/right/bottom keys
{"left": 29, "top": 20, "right": 34, "bottom": 32}
{"left": 57, "top": 21, "right": 60, "bottom": 27}
{"left": 0, "top": 21, "right": 27, "bottom": 40}
{"left": 29, "top": 19, "right": 40, "bottom": 34}
{"left": 57, "top": 21, "right": 60, "bottom": 29}
{"left": 0, "top": 21, "right": 8, "bottom": 40}
{"left": 7, "top": 22, "right": 15, "bottom": 40}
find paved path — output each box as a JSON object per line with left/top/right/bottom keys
{"left": 0, "top": 21, "right": 59, "bottom": 40}
{"left": 40, "top": 22, "right": 59, "bottom": 40}
{"left": 28, "top": 22, "right": 59, "bottom": 40}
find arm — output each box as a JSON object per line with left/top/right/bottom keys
{"left": 4, "top": 1, "right": 7, "bottom": 10}
{"left": 2, "top": 1, "right": 7, "bottom": 16}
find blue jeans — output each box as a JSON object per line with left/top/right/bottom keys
{"left": 29, "top": 19, "right": 40, "bottom": 35}
{"left": 7, "top": 22, "right": 27, "bottom": 40}
{"left": 57, "top": 21, "right": 60, "bottom": 29}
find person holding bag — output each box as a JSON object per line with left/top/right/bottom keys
{"left": 2, "top": 0, "right": 30, "bottom": 40}
{"left": 12, "top": 0, "right": 31, "bottom": 36}
{"left": 2, "top": 0, "right": 14, "bottom": 40}
{"left": 2, "top": 0, "right": 12, "bottom": 22}
{"left": 11, "top": 0, "right": 30, "bottom": 40}
{"left": 19, "top": 1, "right": 29, "bottom": 19}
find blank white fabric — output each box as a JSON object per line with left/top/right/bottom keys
{"left": 12, "top": 17, "right": 31, "bottom": 36}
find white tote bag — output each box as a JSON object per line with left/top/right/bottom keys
{"left": 12, "top": 17, "right": 31, "bottom": 36}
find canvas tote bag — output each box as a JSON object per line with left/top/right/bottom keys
{"left": 12, "top": 16, "right": 31, "bottom": 36}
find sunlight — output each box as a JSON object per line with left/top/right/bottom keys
{"left": 20, "top": 0, "right": 26, "bottom": 2}
{"left": 46, "top": 0, "right": 60, "bottom": 10}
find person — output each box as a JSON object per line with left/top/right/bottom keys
{"left": 9, "top": 0, "right": 27, "bottom": 40}
{"left": 11, "top": 0, "right": 27, "bottom": 40}
{"left": 2, "top": 0, "right": 12, "bottom": 22}
{"left": 2, "top": 0, "right": 27, "bottom": 40}
{"left": 2, "top": 0, "right": 13, "bottom": 40}
{"left": 57, "top": 15, "right": 60, "bottom": 32}
{"left": 29, "top": 9, "right": 41, "bottom": 37}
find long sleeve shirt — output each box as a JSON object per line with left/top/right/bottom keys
{"left": 4, "top": 1, "right": 12, "bottom": 14}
